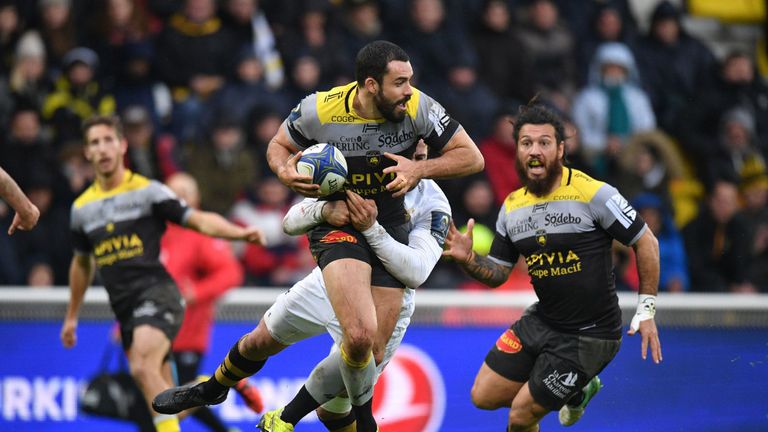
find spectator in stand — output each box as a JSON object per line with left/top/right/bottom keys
{"left": 399, "top": 0, "right": 476, "bottom": 92}
{"left": 740, "top": 170, "right": 768, "bottom": 292}
{"left": 154, "top": 0, "right": 239, "bottom": 141}
{"left": 6, "top": 31, "right": 52, "bottom": 113}
{"left": 220, "top": 0, "right": 285, "bottom": 90}
{"left": 515, "top": 0, "right": 577, "bottom": 112}
{"left": 572, "top": 42, "right": 655, "bottom": 181}
{"left": 438, "top": 58, "right": 499, "bottom": 141}
{"left": 184, "top": 115, "right": 256, "bottom": 215}
{"left": 38, "top": 0, "right": 79, "bottom": 73}
{"left": 472, "top": 0, "right": 535, "bottom": 107}
{"left": 161, "top": 172, "right": 262, "bottom": 431}
{"left": 0, "top": 1, "right": 24, "bottom": 75}
{"left": 229, "top": 175, "right": 314, "bottom": 287}
{"left": 339, "top": 0, "right": 391, "bottom": 65}
{"left": 1, "top": 106, "right": 58, "bottom": 192}
{"left": 122, "top": 105, "right": 181, "bottom": 181}
{"left": 577, "top": 2, "right": 636, "bottom": 85}
{"left": 683, "top": 180, "right": 755, "bottom": 293}
{"left": 677, "top": 51, "right": 768, "bottom": 178}
{"left": 283, "top": 54, "right": 323, "bottom": 104}
{"left": 42, "top": 47, "right": 116, "bottom": 145}
{"left": 479, "top": 107, "right": 522, "bottom": 206}
{"left": 278, "top": 1, "right": 352, "bottom": 88}
{"left": 244, "top": 106, "right": 284, "bottom": 177}
{"left": 634, "top": 1, "right": 716, "bottom": 132}
{"left": 57, "top": 140, "right": 94, "bottom": 202}
{"left": 631, "top": 193, "right": 689, "bottom": 292}
{"left": 707, "top": 107, "right": 767, "bottom": 189}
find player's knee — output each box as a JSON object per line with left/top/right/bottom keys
{"left": 128, "top": 357, "right": 154, "bottom": 385}
{"left": 343, "top": 328, "right": 375, "bottom": 357}
{"left": 372, "top": 347, "right": 385, "bottom": 366}
{"left": 507, "top": 407, "right": 539, "bottom": 431}
{"left": 470, "top": 385, "right": 500, "bottom": 410}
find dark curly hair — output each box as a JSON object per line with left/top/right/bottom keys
{"left": 355, "top": 40, "right": 410, "bottom": 87}
{"left": 512, "top": 98, "right": 567, "bottom": 146}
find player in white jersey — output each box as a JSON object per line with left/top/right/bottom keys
{"left": 153, "top": 142, "right": 452, "bottom": 432}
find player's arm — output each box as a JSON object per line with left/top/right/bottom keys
{"left": 185, "top": 209, "right": 265, "bottom": 244}
{"left": 628, "top": 228, "right": 663, "bottom": 363}
{"left": 282, "top": 196, "right": 350, "bottom": 235}
{"left": 417, "top": 128, "right": 485, "bottom": 179}
{"left": 267, "top": 122, "right": 320, "bottom": 197}
{"left": 0, "top": 167, "right": 40, "bottom": 234}
{"left": 346, "top": 190, "right": 443, "bottom": 288}
{"left": 61, "top": 254, "right": 95, "bottom": 348}
{"left": 443, "top": 218, "right": 513, "bottom": 287}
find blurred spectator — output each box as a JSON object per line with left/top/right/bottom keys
{"left": 184, "top": 115, "right": 256, "bottom": 214}
{"left": 572, "top": 42, "right": 655, "bottom": 180}
{"left": 160, "top": 172, "right": 248, "bottom": 431}
{"left": 438, "top": 58, "right": 498, "bottom": 140}
{"left": 0, "top": 1, "right": 24, "bottom": 74}
{"left": 577, "top": 2, "right": 636, "bottom": 85}
{"left": 154, "top": 0, "right": 239, "bottom": 141}
{"left": 7, "top": 31, "right": 51, "bottom": 112}
{"left": 472, "top": 0, "right": 534, "bottom": 106}
{"left": 634, "top": 1, "right": 716, "bottom": 132}
{"left": 245, "top": 106, "right": 283, "bottom": 177}
{"left": 707, "top": 107, "right": 766, "bottom": 189}
{"left": 85, "top": 0, "right": 160, "bottom": 83}
{"left": 283, "top": 54, "right": 323, "bottom": 103}
{"left": 1, "top": 106, "right": 57, "bottom": 190}
{"left": 740, "top": 170, "right": 768, "bottom": 292}
{"left": 229, "top": 176, "right": 313, "bottom": 286}
{"left": 632, "top": 193, "right": 689, "bottom": 292}
{"left": 10, "top": 172, "right": 71, "bottom": 286}
{"left": 339, "top": 0, "right": 390, "bottom": 63}
{"left": 677, "top": 51, "right": 768, "bottom": 179}
{"left": 41, "top": 47, "right": 116, "bottom": 145}
{"left": 683, "top": 180, "right": 755, "bottom": 293}
{"left": 562, "top": 115, "right": 592, "bottom": 175}
{"left": 399, "top": 0, "right": 476, "bottom": 90}
{"left": 616, "top": 130, "right": 685, "bottom": 207}
{"left": 112, "top": 41, "right": 173, "bottom": 130}
{"left": 278, "top": 1, "right": 352, "bottom": 88}
{"left": 121, "top": 105, "right": 180, "bottom": 181}
{"left": 479, "top": 107, "right": 521, "bottom": 206}
{"left": 515, "top": 0, "right": 577, "bottom": 112}
{"left": 220, "top": 0, "right": 285, "bottom": 89}
{"left": 57, "top": 140, "right": 94, "bottom": 202}
{"left": 205, "top": 46, "right": 287, "bottom": 128}
{"left": 38, "top": 0, "right": 79, "bottom": 73}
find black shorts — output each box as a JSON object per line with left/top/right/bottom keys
{"left": 484, "top": 304, "right": 621, "bottom": 411}
{"left": 309, "top": 223, "right": 410, "bottom": 288}
{"left": 111, "top": 278, "right": 184, "bottom": 351}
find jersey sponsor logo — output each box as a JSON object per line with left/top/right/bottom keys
{"left": 527, "top": 250, "right": 582, "bottom": 279}
{"left": 366, "top": 150, "right": 382, "bottom": 167}
{"left": 372, "top": 345, "right": 445, "bottom": 432}
{"left": 330, "top": 115, "right": 355, "bottom": 123}
{"left": 428, "top": 104, "right": 450, "bottom": 136}
{"left": 362, "top": 123, "right": 380, "bottom": 133}
{"left": 532, "top": 202, "right": 548, "bottom": 213}
{"left": 495, "top": 329, "right": 523, "bottom": 354}
{"left": 544, "top": 212, "right": 582, "bottom": 227}
{"left": 330, "top": 139, "right": 369, "bottom": 152}
{"left": 350, "top": 171, "right": 396, "bottom": 186}
{"left": 378, "top": 130, "right": 415, "bottom": 148}
{"left": 543, "top": 370, "right": 579, "bottom": 399}
{"left": 319, "top": 230, "right": 358, "bottom": 244}
{"left": 535, "top": 229, "right": 547, "bottom": 247}
{"left": 510, "top": 217, "right": 539, "bottom": 235}
{"left": 430, "top": 211, "right": 451, "bottom": 246}
{"left": 552, "top": 194, "right": 580, "bottom": 201}
{"left": 606, "top": 193, "right": 637, "bottom": 228}
{"left": 323, "top": 91, "right": 344, "bottom": 102}
{"left": 93, "top": 233, "right": 145, "bottom": 266}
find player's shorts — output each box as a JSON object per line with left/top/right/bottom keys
{"left": 484, "top": 303, "right": 621, "bottom": 411}
{"left": 264, "top": 267, "right": 415, "bottom": 375}
{"left": 111, "top": 277, "right": 184, "bottom": 351}
{"left": 308, "top": 223, "right": 409, "bottom": 288}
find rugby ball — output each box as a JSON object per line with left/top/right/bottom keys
{"left": 296, "top": 143, "right": 348, "bottom": 196}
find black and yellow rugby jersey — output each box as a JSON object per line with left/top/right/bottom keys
{"left": 488, "top": 167, "right": 647, "bottom": 339}
{"left": 70, "top": 170, "right": 191, "bottom": 304}
{"left": 283, "top": 82, "right": 461, "bottom": 226}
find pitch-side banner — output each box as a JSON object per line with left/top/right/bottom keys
{"left": 0, "top": 322, "right": 764, "bottom": 431}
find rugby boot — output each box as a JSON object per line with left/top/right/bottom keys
{"left": 558, "top": 375, "right": 603, "bottom": 426}
{"left": 152, "top": 380, "right": 228, "bottom": 414}
{"left": 235, "top": 379, "right": 264, "bottom": 413}
{"left": 257, "top": 408, "right": 294, "bottom": 432}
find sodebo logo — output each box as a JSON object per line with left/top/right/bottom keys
{"left": 372, "top": 344, "right": 446, "bottom": 432}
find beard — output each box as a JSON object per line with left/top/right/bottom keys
{"left": 374, "top": 93, "right": 409, "bottom": 123}
{"left": 515, "top": 155, "right": 563, "bottom": 197}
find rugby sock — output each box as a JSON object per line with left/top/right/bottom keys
{"left": 204, "top": 337, "right": 265, "bottom": 398}
{"left": 320, "top": 412, "right": 356, "bottom": 432}
{"left": 280, "top": 386, "right": 321, "bottom": 424}
{"left": 306, "top": 350, "right": 346, "bottom": 403}
{"left": 338, "top": 344, "right": 377, "bottom": 432}
{"left": 153, "top": 414, "right": 180, "bottom": 432}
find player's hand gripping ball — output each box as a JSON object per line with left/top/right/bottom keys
{"left": 297, "top": 143, "right": 348, "bottom": 196}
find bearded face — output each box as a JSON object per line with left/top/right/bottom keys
{"left": 374, "top": 91, "right": 410, "bottom": 123}
{"left": 514, "top": 123, "right": 564, "bottom": 197}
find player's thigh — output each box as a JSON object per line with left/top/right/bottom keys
{"left": 262, "top": 276, "right": 330, "bottom": 348}
{"left": 323, "top": 258, "right": 375, "bottom": 334}
{"left": 472, "top": 362, "right": 526, "bottom": 409}
{"left": 129, "top": 324, "right": 172, "bottom": 363}
{"left": 508, "top": 382, "right": 550, "bottom": 425}
{"left": 370, "top": 285, "right": 404, "bottom": 359}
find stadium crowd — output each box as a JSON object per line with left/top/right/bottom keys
{"left": 0, "top": 0, "right": 767, "bottom": 293}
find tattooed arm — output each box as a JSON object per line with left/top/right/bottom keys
{"left": 443, "top": 219, "right": 513, "bottom": 287}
